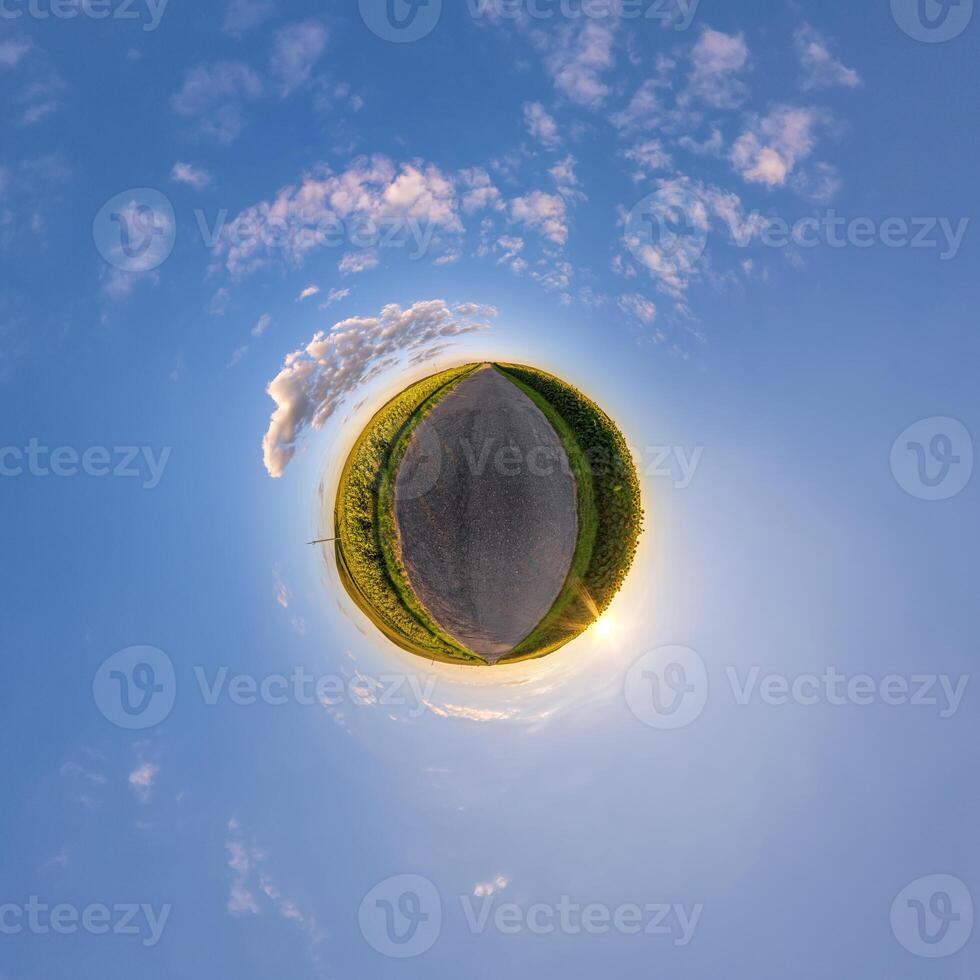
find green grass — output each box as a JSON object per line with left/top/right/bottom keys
{"left": 493, "top": 363, "right": 644, "bottom": 663}
{"left": 333, "top": 363, "right": 487, "bottom": 665}
{"left": 333, "top": 362, "right": 643, "bottom": 666}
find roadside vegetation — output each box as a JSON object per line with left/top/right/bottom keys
{"left": 493, "top": 363, "right": 644, "bottom": 663}
{"left": 333, "top": 363, "right": 486, "bottom": 665}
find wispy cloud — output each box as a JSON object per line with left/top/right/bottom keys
{"left": 511, "top": 191, "right": 568, "bottom": 246}
{"left": 535, "top": 19, "right": 618, "bottom": 107}
{"left": 262, "top": 300, "right": 496, "bottom": 477}
{"left": 686, "top": 27, "right": 750, "bottom": 109}
{"left": 618, "top": 293, "right": 657, "bottom": 324}
{"left": 171, "top": 162, "right": 212, "bottom": 190}
{"left": 524, "top": 101, "right": 561, "bottom": 149}
{"left": 224, "top": 818, "right": 323, "bottom": 945}
{"left": 730, "top": 105, "right": 822, "bottom": 187}
{"left": 795, "top": 24, "right": 861, "bottom": 91}
{"left": 0, "top": 38, "right": 32, "bottom": 69}
{"left": 128, "top": 762, "right": 159, "bottom": 803}
{"left": 296, "top": 284, "right": 320, "bottom": 302}
{"left": 269, "top": 20, "right": 328, "bottom": 98}
{"left": 473, "top": 875, "right": 510, "bottom": 898}
{"left": 212, "top": 156, "right": 462, "bottom": 276}
{"left": 223, "top": 0, "right": 275, "bottom": 37}
{"left": 171, "top": 62, "right": 264, "bottom": 143}
{"left": 319, "top": 287, "right": 350, "bottom": 309}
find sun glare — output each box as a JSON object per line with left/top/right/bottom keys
{"left": 594, "top": 613, "right": 618, "bottom": 640}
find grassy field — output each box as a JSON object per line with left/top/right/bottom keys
{"left": 333, "top": 363, "right": 487, "bottom": 665}
{"left": 333, "top": 362, "right": 643, "bottom": 666}
{"left": 493, "top": 363, "right": 644, "bottom": 663}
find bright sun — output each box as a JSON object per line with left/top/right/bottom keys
{"left": 594, "top": 613, "right": 618, "bottom": 640}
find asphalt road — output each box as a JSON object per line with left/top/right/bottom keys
{"left": 394, "top": 366, "right": 578, "bottom": 662}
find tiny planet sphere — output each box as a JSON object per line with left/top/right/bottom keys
{"left": 333, "top": 363, "right": 643, "bottom": 666}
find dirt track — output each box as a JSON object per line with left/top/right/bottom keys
{"left": 394, "top": 366, "right": 578, "bottom": 662}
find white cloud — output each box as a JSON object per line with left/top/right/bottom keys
{"left": 226, "top": 819, "right": 261, "bottom": 915}
{"left": 171, "top": 62, "right": 263, "bottom": 143}
{"left": 210, "top": 287, "right": 232, "bottom": 316}
{"left": 270, "top": 20, "right": 328, "bottom": 97}
{"left": 622, "top": 176, "right": 711, "bottom": 298}
{"left": 273, "top": 567, "right": 290, "bottom": 608}
{"left": 0, "top": 38, "right": 32, "bottom": 69}
{"left": 530, "top": 258, "right": 573, "bottom": 291}
{"left": 494, "top": 235, "right": 525, "bottom": 271}
{"left": 618, "top": 293, "right": 657, "bottom": 324}
{"left": 524, "top": 101, "right": 561, "bottom": 149}
{"left": 795, "top": 25, "right": 861, "bottom": 91}
{"left": 511, "top": 191, "right": 568, "bottom": 246}
{"left": 731, "top": 106, "right": 822, "bottom": 187}
{"left": 677, "top": 126, "right": 724, "bottom": 157}
{"left": 473, "top": 875, "right": 509, "bottom": 898}
{"left": 171, "top": 162, "right": 212, "bottom": 190}
{"left": 459, "top": 167, "right": 504, "bottom": 214}
{"left": 262, "top": 300, "right": 496, "bottom": 477}
{"left": 128, "top": 763, "right": 159, "bottom": 803}
{"left": 338, "top": 250, "right": 379, "bottom": 275}
{"left": 101, "top": 268, "right": 159, "bottom": 301}
{"left": 252, "top": 313, "right": 272, "bottom": 336}
{"left": 223, "top": 0, "right": 275, "bottom": 37}
{"left": 548, "top": 155, "right": 581, "bottom": 198}
{"left": 610, "top": 78, "right": 663, "bottom": 133}
{"left": 228, "top": 345, "right": 249, "bottom": 367}
{"left": 213, "top": 156, "right": 462, "bottom": 276}
{"left": 296, "top": 284, "right": 320, "bottom": 301}
{"left": 687, "top": 27, "right": 750, "bottom": 108}
{"left": 17, "top": 72, "right": 65, "bottom": 125}
{"left": 791, "top": 161, "right": 842, "bottom": 203}
{"left": 622, "top": 139, "right": 673, "bottom": 177}
{"left": 535, "top": 20, "right": 617, "bottom": 108}
{"left": 320, "top": 287, "right": 350, "bottom": 308}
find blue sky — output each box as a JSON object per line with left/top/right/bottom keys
{"left": 1, "top": 0, "right": 978, "bottom": 977}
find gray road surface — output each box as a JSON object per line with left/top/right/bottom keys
{"left": 394, "top": 366, "right": 578, "bottom": 662}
